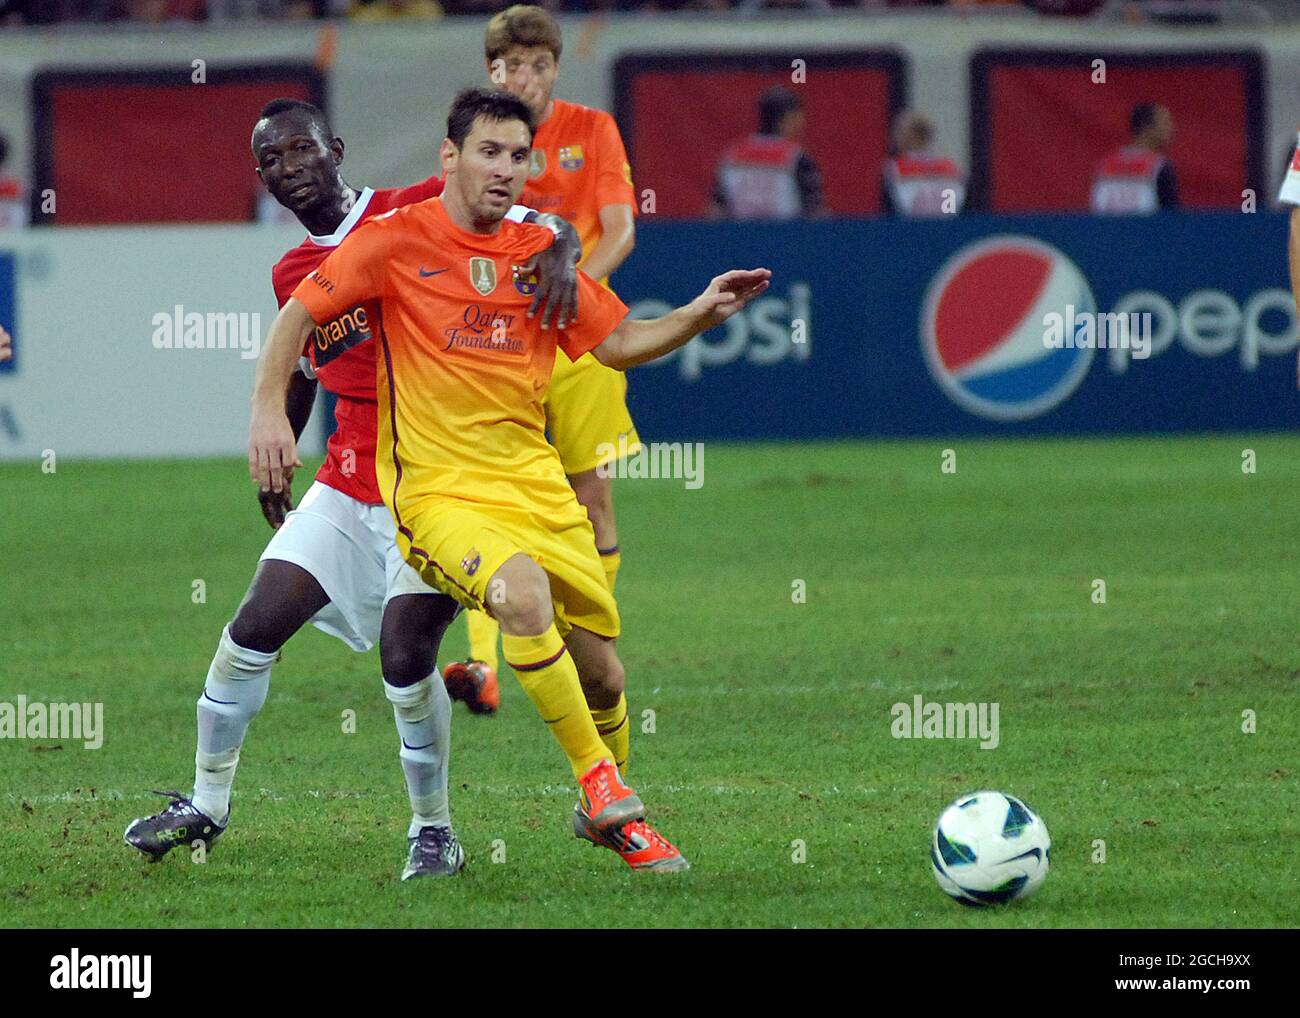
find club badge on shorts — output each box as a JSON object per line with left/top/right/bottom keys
{"left": 461, "top": 548, "right": 482, "bottom": 577}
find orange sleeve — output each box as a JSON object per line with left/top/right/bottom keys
{"left": 291, "top": 218, "right": 391, "bottom": 324}
{"left": 592, "top": 112, "right": 635, "bottom": 213}
{"left": 558, "top": 270, "right": 628, "bottom": 361}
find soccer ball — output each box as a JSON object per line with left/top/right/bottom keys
{"left": 931, "top": 791, "right": 1051, "bottom": 906}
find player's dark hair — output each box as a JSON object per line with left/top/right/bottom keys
{"left": 1130, "top": 102, "right": 1159, "bottom": 137}
{"left": 0, "top": 132, "right": 8, "bottom": 168}
{"left": 256, "top": 98, "right": 332, "bottom": 138}
{"left": 485, "top": 4, "right": 563, "bottom": 63}
{"left": 446, "top": 87, "right": 535, "bottom": 149}
{"left": 758, "top": 86, "right": 802, "bottom": 136}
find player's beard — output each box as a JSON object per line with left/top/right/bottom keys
{"left": 470, "top": 182, "right": 515, "bottom": 228}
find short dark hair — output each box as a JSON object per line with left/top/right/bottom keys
{"left": 446, "top": 87, "right": 535, "bottom": 149}
{"left": 256, "top": 98, "right": 332, "bottom": 138}
{"left": 1130, "top": 102, "right": 1159, "bottom": 136}
{"left": 758, "top": 86, "right": 801, "bottom": 135}
{"left": 0, "top": 132, "right": 8, "bottom": 168}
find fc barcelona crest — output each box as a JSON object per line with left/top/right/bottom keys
{"left": 512, "top": 264, "right": 538, "bottom": 296}
{"left": 559, "top": 145, "right": 584, "bottom": 172}
{"left": 529, "top": 149, "right": 546, "bottom": 178}
{"left": 469, "top": 257, "right": 497, "bottom": 296}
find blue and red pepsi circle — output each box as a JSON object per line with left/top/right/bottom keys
{"left": 922, "top": 236, "right": 1097, "bottom": 422}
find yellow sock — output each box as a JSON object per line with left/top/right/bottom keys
{"left": 591, "top": 694, "right": 629, "bottom": 777}
{"left": 466, "top": 610, "right": 500, "bottom": 672}
{"left": 598, "top": 545, "right": 621, "bottom": 593}
{"left": 503, "top": 627, "right": 610, "bottom": 781}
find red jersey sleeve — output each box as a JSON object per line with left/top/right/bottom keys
{"left": 271, "top": 256, "right": 298, "bottom": 309}
{"left": 379, "top": 174, "right": 444, "bottom": 210}
{"left": 291, "top": 215, "right": 392, "bottom": 324}
{"left": 557, "top": 271, "right": 629, "bottom": 361}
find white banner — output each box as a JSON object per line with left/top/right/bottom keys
{"left": 0, "top": 224, "right": 322, "bottom": 460}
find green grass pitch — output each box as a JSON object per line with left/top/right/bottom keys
{"left": 1, "top": 435, "right": 1297, "bottom": 927}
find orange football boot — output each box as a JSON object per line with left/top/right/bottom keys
{"left": 573, "top": 807, "right": 691, "bottom": 873}
{"left": 577, "top": 758, "right": 644, "bottom": 832}
{"left": 441, "top": 660, "right": 500, "bottom": 715}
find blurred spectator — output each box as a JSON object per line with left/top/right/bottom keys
{"left": 710, "top": 86, "right": 824, "bottom": 220}
{"left": 0, "top": 133, "right": 27, "bottom": 230}
{"left": 207, "top": 0, "right": 319, "bottom": 18}
{"left": 349, "top": 0, "right": 442, "bottom": 16}
{"left": 1090, "top": 102, "right": 1179, "bottom": 214}
{"left": 881, "top": 109, "right": 965, "bottom": 217}
{"left": 121, "top": 0, "right": 205, "bottom": 21}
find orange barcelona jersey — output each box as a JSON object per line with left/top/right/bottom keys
{"left": 291, "top": 196, "right": 630, "bottom": 529}
{"left": 521, "top": 98, "right": 635, "bottom": 281}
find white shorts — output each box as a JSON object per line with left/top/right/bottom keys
{"left": 259, "top": 480, "right": 454, "bottom": 652}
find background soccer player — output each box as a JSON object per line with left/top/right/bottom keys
{"left": 249, "top": 88, "right": 769, "bottom": 871}
{"left": 447, "top": 8, "right": 641, "bottom": 761}
{"left": 124, "top": 99, "right": 582, "bottom": 880}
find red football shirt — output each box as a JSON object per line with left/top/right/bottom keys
{"left": 270, "top": 176, "right": 445, "bottom": 504}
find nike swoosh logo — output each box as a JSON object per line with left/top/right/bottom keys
{"left": 418, "top": 267, "right": 448, "bottom": 278}
{"left": 402, "top": 739, "right": 436, "bottom": 751}
{"left": 202, "top": 691, "right": 237, "bottom": 705}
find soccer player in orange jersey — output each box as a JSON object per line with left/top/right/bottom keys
{"left": 248, "top": 88, "right": 769, "bottom": 871}
{"left": 445, "top": 7, "right": 640, "bottom": 741}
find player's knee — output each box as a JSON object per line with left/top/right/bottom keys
{"left": 499, "top": 585, "right": 552, "bottom": 634}
{"left": 381, "top": 637, "right": 436, "bottom": 687}
{"left": 227, "top": 611, "right": 286, "bottom": 656}
{"left": 579, "top": 652, "right": 625, "bottom": 706}
{"left": 490, "top": 557, "right": 553, "bottom": 635}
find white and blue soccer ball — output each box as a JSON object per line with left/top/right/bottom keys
{"left": 931, "top": 791, "right": 1051, "bottom": 906}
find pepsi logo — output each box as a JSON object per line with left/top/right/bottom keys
{"left": 922, "top": 236, "right": 1097, "bottom": 421}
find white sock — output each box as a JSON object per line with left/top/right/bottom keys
{"left": 192, "top": 626, "right": 275, "bottom": 821}
{"left": 384, "top": 673, "right": 451, "bottom": 837}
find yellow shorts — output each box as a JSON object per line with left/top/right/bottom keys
{"left": 544, "top": 349, "right": 642, "bottom": 476}
{"left": 397, "top": 498, "right": 620, "bottom": 639}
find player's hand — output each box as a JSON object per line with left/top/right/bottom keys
{"left": 523, "top": 213, "right": 581, "bottom": 330}
{"left": 0, "top": 324, "right": 12, "bottom": 363}
{"left": 258, "top": 480, "right": 294, "bottom": 530}
{"left": 249, "top": 407, "right": 302, "bottom": 496}
{"left": 688, "top": 268, "right": 772, "bottom": 331}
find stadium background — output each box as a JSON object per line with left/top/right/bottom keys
{"left": 3, "top": 7, "right": 1300, "bottom": 456}
{"left": 3, "top": 3, "right": 1300, "bottom": 933}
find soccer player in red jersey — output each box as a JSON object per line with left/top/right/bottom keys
{"left": 124, "top": 99, "right": 581, "bottom": 880}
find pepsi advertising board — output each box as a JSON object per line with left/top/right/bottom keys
{"left": 618, "top": 212, "right": 1298, "bottom": 439}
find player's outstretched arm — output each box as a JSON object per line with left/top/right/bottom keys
{"left": 249, "top": 297, "right": 316, "bottom": 495}
{"left": 591, "top": 268, "right": 771, "bottom": 371}
{"left": 0, "top": 324, "right": 11, "bottom": 362}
